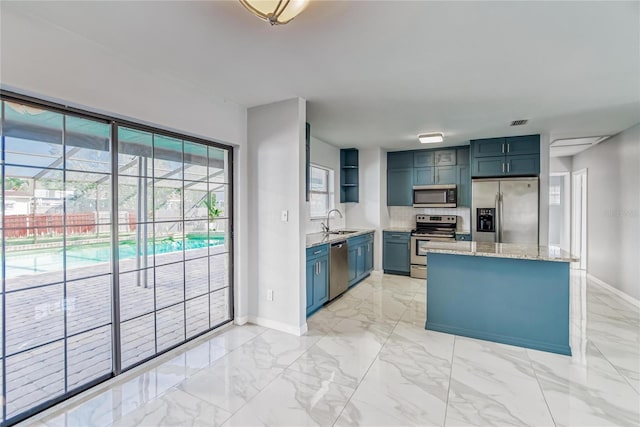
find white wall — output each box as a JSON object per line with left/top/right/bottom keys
{"left": 247, "top": 98, "right": 307, "bottom": 335}
{"left": 0, "top": 5, "right": 252, "bottom": 323}
{"left": 306, "top": 136, "right": 345, "bottom": 233}
{"left": 550, "top": 156, "right": 573, "bottom": 173}
{"left": 572, "top": 123, "right": 640, "bottom": 300}
{"left": 345, "top": 148, "right": 387, "bottom": 270}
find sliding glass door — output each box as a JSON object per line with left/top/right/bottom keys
{"left": 0, "top": 94, "right": 233, "bottom": 425}
{"left": 116, "top": 127, "right": 232, "bottom": 370}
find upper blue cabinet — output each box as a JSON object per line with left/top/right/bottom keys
{"left": 471, "top": 134, "right": 540, "bottom": 177}
{"left": 387, "top": 146, "right": 471, "bottom": 206}
{"left": 387, "top": 151, "right": 415, "bottom": 206}
{"left": 388, "top": 151, "right": 414, "bottom": 169}
{"left": 505, "top": 135, "right": 540, "bottom": 155}
{"left": 414, "top": 151, "right": 434, "bottom": 167}
{"left": 434, "top": 150, "right": 456, "bottom": 166}
{"left": 472, "top": 137, "right": 505, "bottom": 158}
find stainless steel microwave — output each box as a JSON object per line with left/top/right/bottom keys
{"left": 413, "top": 184, "right": 457, "bottom": 208}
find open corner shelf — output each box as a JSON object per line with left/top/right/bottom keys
{"left": 340, "top": 148, "right": 359, "bottom": 203}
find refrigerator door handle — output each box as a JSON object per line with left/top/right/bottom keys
{"left": 494, "top": 193, "right": 500, "bottom": 243}
{"left": 499, "top": 192, "right": 504, "bottom": 243}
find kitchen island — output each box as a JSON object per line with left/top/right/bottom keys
{"left": 425, "top": 242, "right": 577, "bottom": 355}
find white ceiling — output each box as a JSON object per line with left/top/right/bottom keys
{"left": 2, "top": 1, "right": 640, "bottom": 150}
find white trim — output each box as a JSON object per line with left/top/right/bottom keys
{"left": 234, "top": 315, "right": 249, "bottom": 326}
{"left": 587, "top": 273, "right": 640, "bottom": 309}
{"left": 248, "top": 316, "right": 309, "bottom": 336}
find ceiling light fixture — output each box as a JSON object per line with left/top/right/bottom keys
{"left": 418, "top": 132, "right": 444, "bottom": 144}
{"left": 239, "top": 0, "right": 310, "bottom": 25}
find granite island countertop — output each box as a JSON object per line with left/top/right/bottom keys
{"left": 425, "top": 241, "right": 578, "bottom": 263}
{"left": 306, "top": 229, "right": 376, "bottom": 248}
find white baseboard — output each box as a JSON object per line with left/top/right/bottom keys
{"left": 248, "top": 316, "right": 308, "bottom": 336}
{"left": 587, "top": 273, "right": 640, "bottom": 309}
{"left": 234, "top": 315, "right": 249, "bottom": 326}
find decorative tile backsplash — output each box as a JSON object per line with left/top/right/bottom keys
{"left": 389, "top": 206, "right": 471, "bottom": 232}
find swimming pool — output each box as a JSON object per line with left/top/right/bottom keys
{"left": 4, "top": 236, "right": 224, "bottom": 279}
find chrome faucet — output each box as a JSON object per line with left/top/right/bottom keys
{"left": 321, "top": 209, "right": 343, "bottom": 233}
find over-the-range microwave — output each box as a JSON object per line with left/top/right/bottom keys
{"left": 413, "top": 184, "right": 457, "bottom": 208}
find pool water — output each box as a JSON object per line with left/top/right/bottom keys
{"left": 4, "top": 237, "right": 224, "bottom": 279}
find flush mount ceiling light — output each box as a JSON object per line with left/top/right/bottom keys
{"left": 239, "top": 0, "right": 310, "bottom": 25}
{"left": 418, "top": 132, "right": 444, "bottom": 144}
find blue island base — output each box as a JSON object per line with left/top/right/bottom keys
{"left": 426, "top": 253, "right": 571, "bottom": 356}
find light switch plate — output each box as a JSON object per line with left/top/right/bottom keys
{"left": 281, "top": 210, "right": 288, "bottom": 222}
{"left": 267, "top": 289, "right": 274, "bottom": 301}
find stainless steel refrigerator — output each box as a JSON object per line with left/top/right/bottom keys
{"left": 472, "top": 177, "right": 539, "bottom": 244}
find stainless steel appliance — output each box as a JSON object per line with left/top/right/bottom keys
{"left": 329, "top": 241, "right": 348, "bottom": 300}
{"left": 472, "top": 177, "right": 539, "bottom": 244}
{"left": 410, "top": 215, "right": 457, "bottom": 279}
{"left": 413, "top": 184, "right": 457, "bottom": 208}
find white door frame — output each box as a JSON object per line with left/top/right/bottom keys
{"left": 549, "top": 172, "right": 571, "bottom": 252}
{"left": 571, "top": 169, "right": 588, "bottom": 270}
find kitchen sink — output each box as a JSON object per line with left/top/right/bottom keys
{"left": 328, "top": 230, "right": 358, "bottom": 235}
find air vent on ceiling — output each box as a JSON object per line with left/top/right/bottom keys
{"left": 510, "top": 119, "right": 528, "bottom": 126}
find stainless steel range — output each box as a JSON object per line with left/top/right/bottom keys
{"left": 410, "top": 215, "right": 457, "bottom": 279}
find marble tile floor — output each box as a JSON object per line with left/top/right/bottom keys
{"left": 21, "top": 271, "right": 640, "bottom": 427}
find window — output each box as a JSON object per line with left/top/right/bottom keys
{"left": 309, "top": 164, "right": 334, "bottom": 218}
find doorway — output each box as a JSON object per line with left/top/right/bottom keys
{"left": 571, "top": 169, "right": 587, "bottom": 270}
{"left": 548, "top": 172, "right": 571, "bottom": 252}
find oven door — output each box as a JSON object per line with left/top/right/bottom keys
{"left": 411, "top": 236, "right": 431, "bottom": 265}
{"left": 411, "top": 236, "right": 455, "bottom": 266}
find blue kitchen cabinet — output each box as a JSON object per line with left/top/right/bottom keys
{"left": 472, "top": 137, "right": 506, "bottom": 158}
{"left": 364, "top": 237, "right": 374, "bottom": 273}
{"left": 388, "top": 151, "right": 414, "bottom": 169}
{"left": 434, "top": 150, "right": 457, "bottom": 166}
{"left": 456, "top": 164, "right": 471, "bottom": 207}
{"left": 387, "top": 168, "right": 413, "bottom": 206}
{"left": 306, "top": 244, "right": 329, "bottom": 316}
{"left": 471, "top": 135, "right": 540, "bottom": 178}
{"left": 348, "top": 244, "right": 358, "bottom": 284}
{"left": 383, "top": 231, "right": 411, "bottom": 275}
{"left": 414, "top": 167, "right": 435, "bottom": 185}
{"left": 347, "top": 232, "right": 375, "bottom": 287}
{"left": 456, "top": 147, "right": 470, "bottom": 165}
{"left": 435, "top": 165, "right": 456, "bottom": 184}
{"left": 472, "top": 156, "right": 506, "bottom": 177}
{"left": 414, "top": 151, "right": 434, "bottom": 167}
{"left": 506, "top": 154, "right": 540, "bottom": 176}
{"left": 505, "top": 135, "right": 540, "bottom": 156}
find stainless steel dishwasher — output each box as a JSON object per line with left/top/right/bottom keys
{"left": 329, "top": 241, "right": 348, "bottom": 300}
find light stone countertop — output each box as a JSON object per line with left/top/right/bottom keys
{"left": 306, "top": 229, "right": 375, "bottom": 248}
{"left": 425, "top": 241, "right": 578, "bottom": 263}
{"left": 383, "top": 228, "right": 413, "bottom": 233}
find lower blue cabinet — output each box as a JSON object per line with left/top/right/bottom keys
{"left": 306, "top": 245, "right": 329, "bottom": 316}
{"left": 383, "top": 231, "right": 411, "bottom": 275}
{"left": 347, "top": 232, "right": 374, "bottom": 288}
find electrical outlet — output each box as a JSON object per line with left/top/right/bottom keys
{"left": 267, "top": 289, "right": 274, "bottom": 301}
{"left": 281, "top": 210, "right": 288, "bottom": 222}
